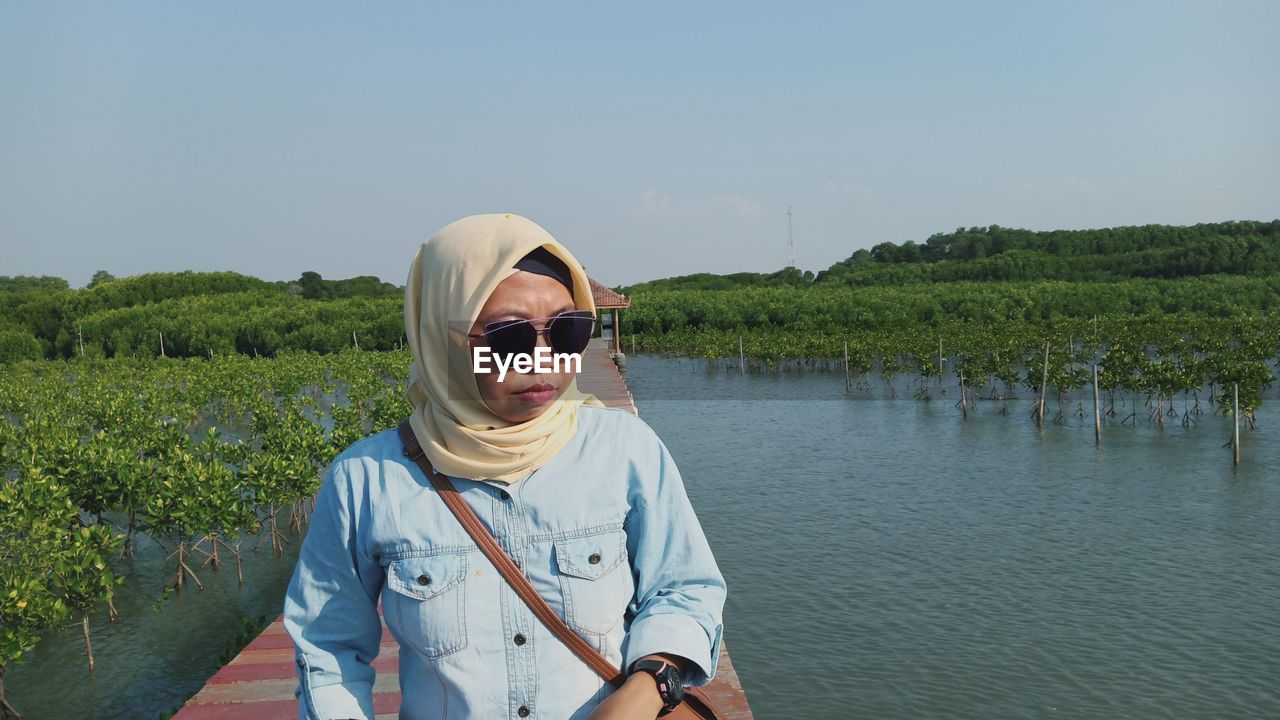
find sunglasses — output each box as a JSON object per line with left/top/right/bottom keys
{"left": 467, "top": 310, "right": 596, "bottom": 360}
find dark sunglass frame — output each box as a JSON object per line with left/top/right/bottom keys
{"left": 467, "top": 310, "right": 596, "bottom": 359}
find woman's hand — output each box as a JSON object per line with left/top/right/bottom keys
{"left": 585, "top": 671, "right": 666, "bottom": 720}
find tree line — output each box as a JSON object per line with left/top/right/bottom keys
{"left": 4, "top": 220, "right": 1278, "bottom": 362}
{"left": 0, "top": 271, "right": 403, "bottom": 362}
{"left": 619, "top": 220, "right": 1280, "bottom": 291}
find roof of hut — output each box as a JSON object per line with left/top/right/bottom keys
{"left": 588, "top": 276, "right": 630, "bottom": 309}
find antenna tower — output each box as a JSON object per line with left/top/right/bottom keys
{"left": 787, "top": 205, "right": 796, "bottom": 268}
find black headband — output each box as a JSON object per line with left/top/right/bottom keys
{"left": 512, "top": 246, "right": 574, "bottom": 299}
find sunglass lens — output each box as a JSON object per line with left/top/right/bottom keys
{"left": 550, "top": 313, "right": 595, "bottom": 355}
{"left": 487, "top": 322, "right": 535, "bottom": 361}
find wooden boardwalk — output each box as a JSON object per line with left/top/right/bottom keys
{"left": 173, "top": 339, "right": 753, "bottom": 719}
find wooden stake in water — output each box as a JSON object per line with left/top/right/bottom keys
{"left": 1093, "top": 357, "right": 1101, "bottom": 445}
{"left": 938, "top": 336, "right": 944, "bottom": 388}
{"left": 1234, "top": 383, "right": 1240, "bottom": 465}
{"left": 739, "top": 336, "right": 745, "bottom": 376}
{"left": 82, "top": 615, "right": 94, "bottom": 672}
{"left": 959, "top": 369, "right": 968, "bottom": 419}
{"left": 1037, "top": 340, "right": 1050, "bottom": 428}
{"left": 843, "top": 341, "right": 850, "bottom": 393}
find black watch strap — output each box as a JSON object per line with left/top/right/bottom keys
{"left": 630, "top": 658, "right": 684, "bottom": 713}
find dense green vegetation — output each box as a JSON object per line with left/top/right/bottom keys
{"left": 608, "top": 220, "right": 1279, "bottom": 419}
{"left": 620, "top": 220, "right": 1280, "bottom": 291}
{"left": 831, "top": 220, "right": 1280, "bottom": 283}
{"left": 0, "top": 349, "right": 414, "bottom": 716}
{"left": 3, "top": 220, "right": 1276, "bottom": 364}
{"left": 0, "top": 271, "right": 403, "bottom": 362}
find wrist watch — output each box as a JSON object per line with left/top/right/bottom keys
{"left": 629, "top": 658, "right": 685, "bottom": 715}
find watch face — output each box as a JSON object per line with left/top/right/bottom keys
{"left": 634, "top": 659, "right": 685, "bottom": 709}
{"left": 655, "top": 662, "right": 685, "bottom": 707}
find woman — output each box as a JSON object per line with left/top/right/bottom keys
{"left": 283, "top": 213, "right": 726, "bottom": 720}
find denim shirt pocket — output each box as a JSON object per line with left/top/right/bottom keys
{"left": 384, "top": 552, "right": 469, "bottom": 659}
{"left": 554, "top": 529, "right": 632, "bottom": 636}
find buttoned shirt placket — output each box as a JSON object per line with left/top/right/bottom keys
{"left": 487, "top": 481, "right": 538, "bottom": 719}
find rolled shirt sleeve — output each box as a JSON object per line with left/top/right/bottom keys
{"left": 621, "top": 427, "right": 727, "bottom": 687}
{"left": 283, "top": 458, "right": 385, "bottom": 720}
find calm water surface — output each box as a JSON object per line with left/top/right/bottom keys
{"left": 626, "top": 355, "right": 1279, "bottom": 719}
{"left": 8, "top": 355, "right": 1278, "bottom": 718}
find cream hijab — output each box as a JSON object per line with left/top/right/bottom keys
{"left": 404, "top": 213, "right": 606, "bottom": 484}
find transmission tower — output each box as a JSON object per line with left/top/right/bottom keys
{"left": 787, "top": 205, "right": 796, "bottom": 268}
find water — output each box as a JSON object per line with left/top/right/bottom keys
{"left": 624, "top": 355, "right": 1279, "bottom": 719}
{"left": 6, "top": 516, "right": 304, "bottom": 719}
{"left": 8, "top": 356, "right": 1278, "bottom": 718}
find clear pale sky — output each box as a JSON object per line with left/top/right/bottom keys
{"left": 2, "top": 2, "right": 1277, "bottom": 290}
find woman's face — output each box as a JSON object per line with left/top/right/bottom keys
{"left": 468, "top": 270, "right": 579, "bottom": 424}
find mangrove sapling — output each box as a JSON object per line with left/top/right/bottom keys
{"left": 909, "top": 373, "right": 933, "bottom": 403}
{"left": 1121, "top": 394, "right": 1138, "bottom": 426}
{"left": 59, "top": 528, "right": 125, "bottom": 670}
{"left": 2, "top": 465, "right": 124, "bottom": 685}
{"left": 252, "top": 503, "right": 290, "bottom": 557}
{"left": 164, "top": 541, "right": 204, "bottom": 592}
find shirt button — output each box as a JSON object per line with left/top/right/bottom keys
{"left": 588, "top": 553, "right": 601, "bottom": 565}
{"left": 296, "top": 657, "right": 305, "bottom": 668}
{"left": 417, "top": 574, "right": 431, "bottom": 586}
{"left": 517, "top": 706, "right": 530, "bottom": 717}
{"left": 513, "top": 633, "right": 527, "bottom": 646}
{"left": 499, "top": 489, "right": 511, "bottom": 501}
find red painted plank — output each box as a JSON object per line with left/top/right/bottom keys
{"left": 209, "top": 654, "right": 401, "bottom": 683}
{"left": 249, "top": 626, "right": 393, "bottom": 649}
{"left": 173, "top": 692, "right": 401, "bottom": 720}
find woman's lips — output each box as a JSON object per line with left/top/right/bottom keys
{"left": 515, "top": 383, "right": 556, "bottom": 403}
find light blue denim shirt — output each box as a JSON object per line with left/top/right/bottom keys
{"left": 283, "top": 404, "right": 726, "bottom": 720}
